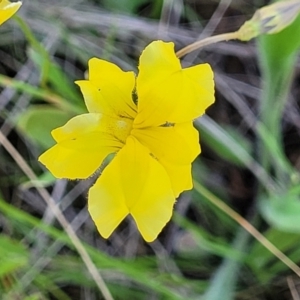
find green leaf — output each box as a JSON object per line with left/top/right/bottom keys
{"left": 259, "top": 191, "right": 300, "bottom": 233}
{"left": 203, "top": 228, "right": 250, "bottom": 300}
{"left": 102, "top": 0, "right": 148, "bottom": 14}
{"left": 197, "top": 116, "right": 252, "bottom": 166}
{"left": 28, "top": 48, "right": 82, "bottom": 106}
{"left": 17, "top": 106, "right": 72, "bottom": 149}
{"left": 258, "top": 3, "right": 300, "bottom": 180}
{"left": 24, "top": 294, "right": 44, "bottom": 300}
{"left": 174, "top": 214, "right": 243, "bottom": 260}
{"left": 247, "top": 228, "right": 300, "bottom": 282}
{"left": 0, "top": 235, "right": 29, "bottom": 278}
{"left": 0, "top": 198, "right": 185, "bottom": 299}
{"left": 259, "top": 10, "right": 300, "bottom": 67}
{"left": 257, "top": 123, "right": 294, "bottom": 175}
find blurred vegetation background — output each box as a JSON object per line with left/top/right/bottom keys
{"left": 1, "top": 0, "right": 300, "bottom": 299}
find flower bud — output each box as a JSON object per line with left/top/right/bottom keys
{"left": 237, "top": 0, "right": 300, "bottom": 41}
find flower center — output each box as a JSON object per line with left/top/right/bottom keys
{"left": 108, "top": 116, "right": 133, "bottom": 144}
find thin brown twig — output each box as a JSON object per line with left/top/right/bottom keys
{"left": 0, "top": 129, "right": 114, "bottom": 300}
{"left": 194, "top": 181, "right": 300, "bottom": 277}
{"left": 287, "top": 276, "right": 300, "bottom": 300}
{"left": 176, "top": 32, "right": 239, "bottom": 58}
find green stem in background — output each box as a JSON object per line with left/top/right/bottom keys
{"left": 176, "top": 32, "right": 239, "bottom": 58}
{"left": 193, "top": 180, "right": 300, "bottom": 277}
{"left": 258, "top": 50, "right": 297, "bottom": 182}
{"left": 13, "top": 15, "right": 50, "bottom": 88}
{"left": 176, "top": 0, "right": 300, "bottom": 57}
{"left": 0, "top": 74, "right": 82, "bottom": 115}
{"left": 203, "top": 226, "right": 251, "bottom": 300}
{"left": 257, "top": 11, "right": 300, "bottom": 183}
{"left": 0, "top": 130, "right": 114, "bottom": 300}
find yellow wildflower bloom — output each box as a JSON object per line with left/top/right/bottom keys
{"left": 0, "top": 0, "right": 22, "bottom": 26}
{"left": 39, "top": 41, "right": 215, "bottom": 242}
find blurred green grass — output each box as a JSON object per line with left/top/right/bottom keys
{"left": 1, "top": 0, "right": 300, "bottom": 299}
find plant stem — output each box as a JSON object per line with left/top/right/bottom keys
{"left": 194, "top": 180, "right": 300, "bottom": 277}
{"left": 176, "top": 32, "right": 240, "bottom": 58}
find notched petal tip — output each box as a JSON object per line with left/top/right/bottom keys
{"left": 38, "top": 114, "right": 121, "bottom": 180}
{"left": 38, "top": 144, "right": 97, "bottom": 180}
{"left": 136, "top": 40, "right": 215, "bottom": 127}
{"left": 122, "top": 136, "right": 176, "bottom": 242}
{"left": 77, "top": 57, "right": 137, "bottom": 118}
{"left": 88, "top": 153, "right": 129, "bottom": 240}
{"left": 87, "top": 136, "right": 176, "bottom": 242}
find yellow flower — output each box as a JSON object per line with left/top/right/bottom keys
{"left": 39, "top": 41, "right": 215, "bottom": 242}
{"left": 0, "top": 0, "right": 22, "bottom": 26}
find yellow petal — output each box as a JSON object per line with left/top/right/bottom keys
{"left": 135, "top": 40, "right": 215, "bottom": 127}
{"left": 52, "top": 112, "right": 132, "bottom": 145}
{"left": 132, "top": 122, "right": 199, "bottom": 197}
{"left": 51, "top": 113, "right": 103, "bottom": 143}
{"left": 0, "top": 0, "right": 21, "bottom": 26}
{"left": 120, "top": 136, "right": 175, "bottom": 242}
{"left": 88, "top": 167, "right": 129, "bottom": 239}
{"left": 75, "top": 58, "right": 137, "bottom": 119}
{"left": 38, "top": 114, "right": 122, "bottom": 179}
{"left": 89, "top": 136, "right": 175, "bottom": 242}
{"left": 160, "top": 161, "right": 193, "bottom": 197}
{"left": 132, "top": 122, "right": 200, "bottom": 165}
